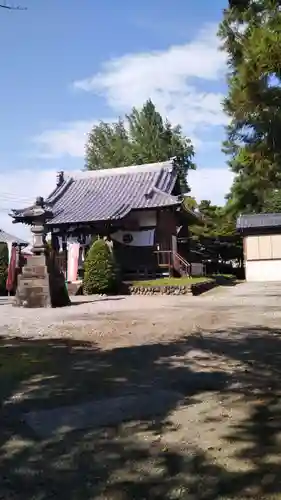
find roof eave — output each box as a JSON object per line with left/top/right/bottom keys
{"left": 180, "top": 202, "right": 203, "bottom": 223}
{"left": 236, "top": 224, "right": 281, "bottom": 233}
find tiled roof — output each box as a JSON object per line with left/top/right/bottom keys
{"left": 0, "top": 229, "right": 27, "bottom": 245}
{"left": 45, "top": 160, "right": 181, "bottom": 225}
{"left": 237, "top": 213, "right": 281, "bottom": 231}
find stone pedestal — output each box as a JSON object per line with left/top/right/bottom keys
{"left": 14, "top": 253, "right": 71, "bottom": 308}
{"left": 14, "top": 255, "right": 51, "bottom": 308}
{"left": 11, "top": 196, "right": 71, "bottom": 308}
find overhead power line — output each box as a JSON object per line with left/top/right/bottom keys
{"left": 0, "top": 1, "right": 27, "bottom": 10}
{"left": 0, "top": 192, "right": 35, "bottom": 203}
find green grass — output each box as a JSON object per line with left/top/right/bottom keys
{"left": 131, "top": 276, "right": 212, "bottom": 287}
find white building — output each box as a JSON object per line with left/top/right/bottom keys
{"left": 237, "top": 213, "right": 281, "bottom": 282}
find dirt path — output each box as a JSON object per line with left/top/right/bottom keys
{"left": 1, "top": 283, "right": 281, "bottom": 499}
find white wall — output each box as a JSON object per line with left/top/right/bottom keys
{"left": 246, "top": 259, "right": 281, "bottom": 282}
{"left": 246, "top": 234, "right": 281, "bottom": 260}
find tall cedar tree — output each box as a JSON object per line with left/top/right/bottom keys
{"left": 219, "top": 0, "right": 281, "bottom": 215}
{"left": 86, "top": 100, "right": 195, "bottom": 192}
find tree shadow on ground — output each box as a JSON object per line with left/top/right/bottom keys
{"left": 185, "top": 325, "right": 281, "bottom": 498}
{"left": 0, "top": 326, "right": 281, "bottom": 498}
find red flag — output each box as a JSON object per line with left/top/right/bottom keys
{"left": 6, "top": 246, "right": 17, "bottom": 293}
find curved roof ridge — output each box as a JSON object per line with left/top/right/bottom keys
{"left": 11, "top": 159, "right": 182, "bottom": 227}
{"left": 66, "top": 160, "right": 174, "bottom": 180}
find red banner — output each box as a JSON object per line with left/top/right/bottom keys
{"left": 6, "top": 246, "right": 17, "bottom": 293}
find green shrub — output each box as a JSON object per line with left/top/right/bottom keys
{"left": 0, "top": 243, "right": 8, "bottom": 294}
{"left": 83, "top": 239, "right": 118, "bottom": 295}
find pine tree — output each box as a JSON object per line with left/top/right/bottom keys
{"left": 219, "top": 0, "right": 281, "bottom": 214}
{"left": 262, "top": 188, "right": 281, "bottom": 213}
{"left": 86, "top": 100, "right": 195, "bottom": 192}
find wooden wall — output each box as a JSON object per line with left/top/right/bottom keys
{"left": 156, "top": 210, "right": 177, "bottom": 251}
{"left": 245, "top": 234, "right": 281, "bottom": 261}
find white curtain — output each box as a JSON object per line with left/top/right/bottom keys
{"left": 67, "top": 242, "right": 80, "bottom": 282}
{"left": 110, "top": 229, "right": 155, "bottom": 247}
{"left": 6, "top": 241, "right": 13, "bottom": 263}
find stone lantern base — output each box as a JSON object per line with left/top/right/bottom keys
{"left": 14, "top": 253, "right": 70, "bottom": 308}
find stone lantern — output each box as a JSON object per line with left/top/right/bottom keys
{"left": 28, "top": 196, "right": 52, "bottom": 255}
{"left": 10, "top": 197, "right": 70, "bottom": 308}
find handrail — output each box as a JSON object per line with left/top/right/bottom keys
{"left": 154, "top": 250, "right": 172, "bottom": 268}
{"left": 154, "top": 249, "right": 191, "bottom": 276}
{"left": 174, "top": 251, "right": 189, "bottom": 267}
{"left": 173, "top": 251, "right": 191, "bottom": 276}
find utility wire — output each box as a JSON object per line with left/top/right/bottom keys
{"left": 0, "top": 193, "right": 35, "bottom": 203}
{"left": 0, "top": 1, "right": 26, "bottom": 10}
{"left": 0, "top": 193, "right": 34, "bottom": 200}
{"left": 0, "top": 190, "right": 43, "bottom": 202}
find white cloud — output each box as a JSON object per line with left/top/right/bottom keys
{"left": 0, "top": 166, "right": 233, "bottom": 241}
{"left": 31, "top": 120, "right": 95, "bottom": 159}
{"left": 73, "top": 24, "right": 227, "bottom": 140}
{"left": 29, "top": 24, "right": 227, "bottom": 159}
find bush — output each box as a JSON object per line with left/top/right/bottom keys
{"left": 0, "top": 243, "right": 8, "bottom": 295}
{"left": 83, "top": 239, "right": 119, "bottom": 295}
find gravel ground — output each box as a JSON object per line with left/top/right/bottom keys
{"left": 0, "top": 282, "right": 281, "bottom": 499}
{"left": 1, "top": 282, "right": 281, "bottom": 345}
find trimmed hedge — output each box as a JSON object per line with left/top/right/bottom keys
{"left": 83, "top": 239, "right": 119, "bottom": 295}
{"left": 0, "top": 243, "right": 8, "bottom": 295}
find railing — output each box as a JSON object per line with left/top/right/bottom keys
{"left": 155, "top": 250, "right": 172, "bottom": 267}
{"left": 154, "top": 250, "right": 191, "bottom": 277}
{"left": 154, "top": 250, "right": 173, "bottom": 276}
{"left": 173, "top": 251, "right": 191, "bottom": 276}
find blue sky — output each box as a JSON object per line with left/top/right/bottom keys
{"left": 0, "top": 0, "right": 233, "bottom": 238}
